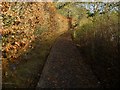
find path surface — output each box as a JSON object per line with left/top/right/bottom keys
{"left": 37, "top": 31, "right": 101, "bottom": 88}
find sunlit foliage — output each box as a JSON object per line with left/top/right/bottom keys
{"left": 1, "top": 2, "right": 58, "bottom": 72}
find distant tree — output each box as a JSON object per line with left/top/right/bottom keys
{"left": 54, "top": 2, "right": 87, "bottom": 30}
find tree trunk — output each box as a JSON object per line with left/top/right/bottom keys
{"left": 67, "top": 16, "right": 72, "bottom": 30}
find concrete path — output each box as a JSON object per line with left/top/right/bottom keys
{"left": 37, "top": 32, "right": 101, "bottom": 88}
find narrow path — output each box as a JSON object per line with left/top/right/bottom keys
{"left": 37, "top": 31, "right": 101, "bottom": 88}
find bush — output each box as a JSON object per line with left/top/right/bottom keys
{"left": 73, "top": 12, "right": 119, "bottom": 87}
{"left": 1, "top": 2, "right": 58, "bottom": 71}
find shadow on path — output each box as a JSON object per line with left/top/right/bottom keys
{"left": 37, "top": 31, "right": 101, "bottom": 88}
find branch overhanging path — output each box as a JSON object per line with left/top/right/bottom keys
{"left": 37, "top": 31, "right": 101, "bottom": 88}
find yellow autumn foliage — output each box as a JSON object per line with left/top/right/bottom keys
{"left": 1, "top": 2, "right": 61, "bottom": 69}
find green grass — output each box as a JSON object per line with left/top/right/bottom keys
{"left": 2, "top": 30, "right": 65, "bottom": 88}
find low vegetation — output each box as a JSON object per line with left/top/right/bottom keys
{"left": 73, "top": 10, "right": 119, "bottom": 88}
{"left": 1, "top": 2, "right": 68, "bottom": 87}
